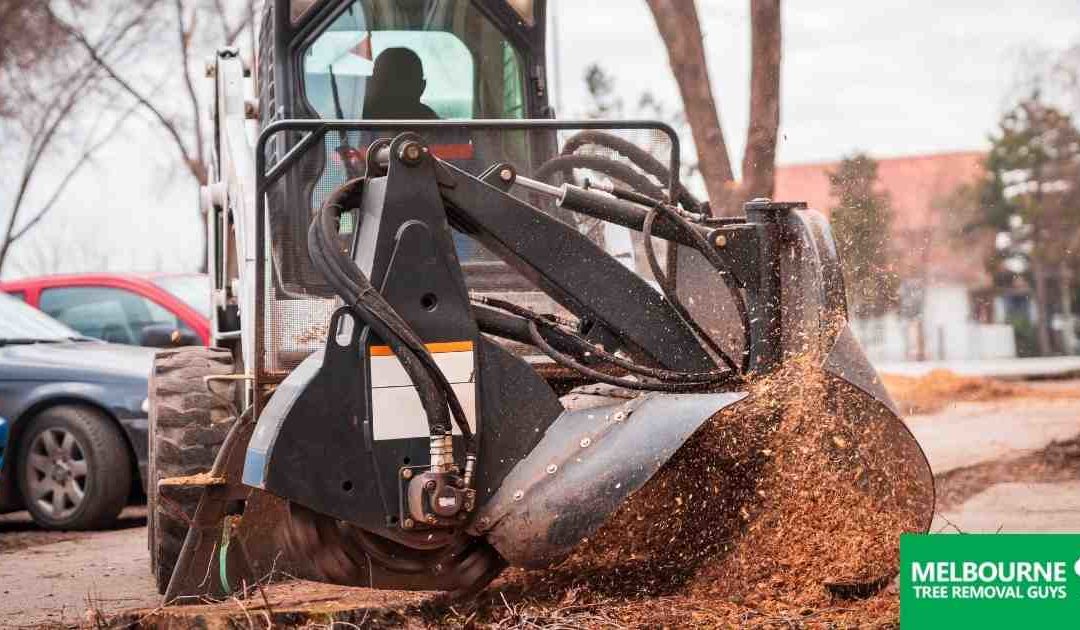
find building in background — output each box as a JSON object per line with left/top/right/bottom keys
{"left": 775, "top": 151, "right": 1017, "bottom": 362}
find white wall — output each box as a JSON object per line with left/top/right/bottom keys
{"left": 852, "top": 283, "right": 1016, "bottom": 362}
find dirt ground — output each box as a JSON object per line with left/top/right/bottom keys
{"left": 0, "top": 508, "right": 155, "bottom": 628}
{"left": 1, "top": 376, "right": 1078, "bottom": 629}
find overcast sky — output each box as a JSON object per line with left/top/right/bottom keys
{"left": 2, "top": 0, "right": 1078, "bottom": 278}
{"left": 553, "top": 0, "right": 1079, "bottom": 166}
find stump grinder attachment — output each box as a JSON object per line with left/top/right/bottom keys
{"left": 155, "top": 0, "right": 933, "bottom": 604}
{"left": 161, "top": 126, "right": 933, "bottom": 601}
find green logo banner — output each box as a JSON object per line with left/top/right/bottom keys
{"left": 901, "top": 534, "right": 1080, "bottom": 628}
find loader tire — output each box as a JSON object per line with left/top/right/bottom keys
{"left": 147, "top": 346, "right": 235, "bottom": 595}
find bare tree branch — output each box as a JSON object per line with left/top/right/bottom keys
{"left": 0, "top": 68, "right": 99, "bottom": 269}
{"left": 175, "top": 0, "right": 206, "bottom": 184}
{"left": 62, "top": 22, "right": 205, "bottom": 184}
{"left": 58, "top": 1, "right": 259, "bottom": 274}
{"left": 1, "top": 2, "right": 157, "bottom": 274}
{"left": 8, "top": 102, "right": 140, "bottom": 245}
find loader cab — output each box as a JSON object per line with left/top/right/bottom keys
{"left": 263, "top": 0, "right": 551, "bottom": 165}
{"left": 258, "top": 0, "right": 553, "bottom": 295}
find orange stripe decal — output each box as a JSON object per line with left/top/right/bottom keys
{"left": 368, "top": 341, "right": 474, "bottom": 356}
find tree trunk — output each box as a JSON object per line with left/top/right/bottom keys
{"left": 1059, "top": 262, "right": 1076, "bottom": 354}
{"left": 645, "top": 0, "right": 734, "bottom": 213}
{"left": 1032, "top": 258, "right": 1053, "bottom": 356}
{"left": 741, "top": 0, "right": 781, "bottom": 201}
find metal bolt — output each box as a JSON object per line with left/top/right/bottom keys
{"left": 580, "top": 437, "right": 592, "bottom": 448}
{"left": 399, "top": 142, "right": 424, "bottom": 165}
{"left": 513, "top": 490, "right": 524, "bottom": 501}
{"left": 546, "top": 464, "right": 558, "bottom": 475}
{"left": 424, "top": 480, "right": 437, "bottom": 492}
{"left": 499, "top": 167, "right": 514, "bottom": 182}
{"left": 713, "top": 233, "right": 728, "bottom": 248}
{"left": 612, "top": 411, "right": 627, "bottom": 422}
{"left": 402, "top": 518, "right": 415, "bottom": 529}
{"left": 401, "top": 468, "right": 413, "bottom": 480}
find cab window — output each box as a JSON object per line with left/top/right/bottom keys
{"left": 301, "top": 0, "right": 527, "bottom": 121}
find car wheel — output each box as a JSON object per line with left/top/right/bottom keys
{"left": 148, "top": 346, "right": 234, "bottom": 595}
{"left": 16, "top": 405, "right": 131, "bottom": 530}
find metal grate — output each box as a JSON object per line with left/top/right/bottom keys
{"left": 258, "top": 123, "right": 681, "bottom": 379}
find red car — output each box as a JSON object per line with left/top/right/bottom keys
{"left": 0, "top": 273, "right": 210, "bottom": 348}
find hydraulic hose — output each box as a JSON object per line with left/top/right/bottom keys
{"left": 558, "top": 129, "right": 704, "bottom": 213}
{"left": 534, "top": 154, "right": 666, "bottom": 201}
{"left": 535, "top": 138, "right": 750, "bottom": 373}
{"left": 641, "top": 204, "right": 740, "bottom": 373}
{"left": 643, "top": 201, "right": 753, "bottom": 373}
{"left": 474, "top": 295, "right": 736, "bottom": 385}
{"left": 308, "top": 180, "right": 475, "bottom": 451}
{"left": 527, "top": 320, "right": 723, "bottom": 393}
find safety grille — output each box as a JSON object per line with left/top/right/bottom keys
{"left": 258, "top": 123, "right": 682, "bottom": 380}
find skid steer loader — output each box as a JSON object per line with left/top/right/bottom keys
{"left": 148, "top": 0, "right": 934, "bottom": 602}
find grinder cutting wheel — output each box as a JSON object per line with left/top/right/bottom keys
{"left": 149, "top": 0, "right": 934, "bottom": 602}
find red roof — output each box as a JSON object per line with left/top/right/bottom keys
{"left": 775, "top": 151, "right": 985, "bottom": 227}
{"left": 774, "top": 151, "right": 990, "bottom": 285}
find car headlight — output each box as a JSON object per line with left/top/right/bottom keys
{"left": 141, "top": 398, "right": 150, "bottom": 414}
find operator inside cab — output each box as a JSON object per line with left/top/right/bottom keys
{"left": 301, "top": 1, "right": 527, "bottom": 122}
{"left": 362, "top": 48, "right": 439, "bottom": 120}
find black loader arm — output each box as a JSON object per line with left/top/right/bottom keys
{"left": 430, "top": 159, "right": 716, "bottom": 373}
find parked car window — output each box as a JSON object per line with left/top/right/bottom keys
{"left": 39, "top": 287, "right": 194, "bottom": 346}
{"left": 0, "top": 293, "right": 80, "bottom": 342}
{"left": 4, "top": 291, "right": 26, "bottom": 302}
{"left": 151, "top": 275, "right": 210, "bottom": 317}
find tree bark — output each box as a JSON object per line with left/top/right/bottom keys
{"left": 645, "top": 0, "right": 734, "bottom": 213}
{"left": 741, "top": 0, "right": 781, "bottom": 200}
{"left": 1059, "top": 262, "right": 1076, "bottom": 354}
{"left": 1031, "top": 258, "right": 1053, "bottom": 356}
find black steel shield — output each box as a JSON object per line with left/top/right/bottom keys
{"left": 470, "top": 391, "right": 746, "bottom": 568}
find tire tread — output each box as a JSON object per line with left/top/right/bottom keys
{"left": 148, "top": 346, "right": 234, "bottom": 595}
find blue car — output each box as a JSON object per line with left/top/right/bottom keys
{"left": 0, "top": 293, "right": 154, "bottom": 530}
{"left": 0, "top": 416, "right": 8, "bottom": 470}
